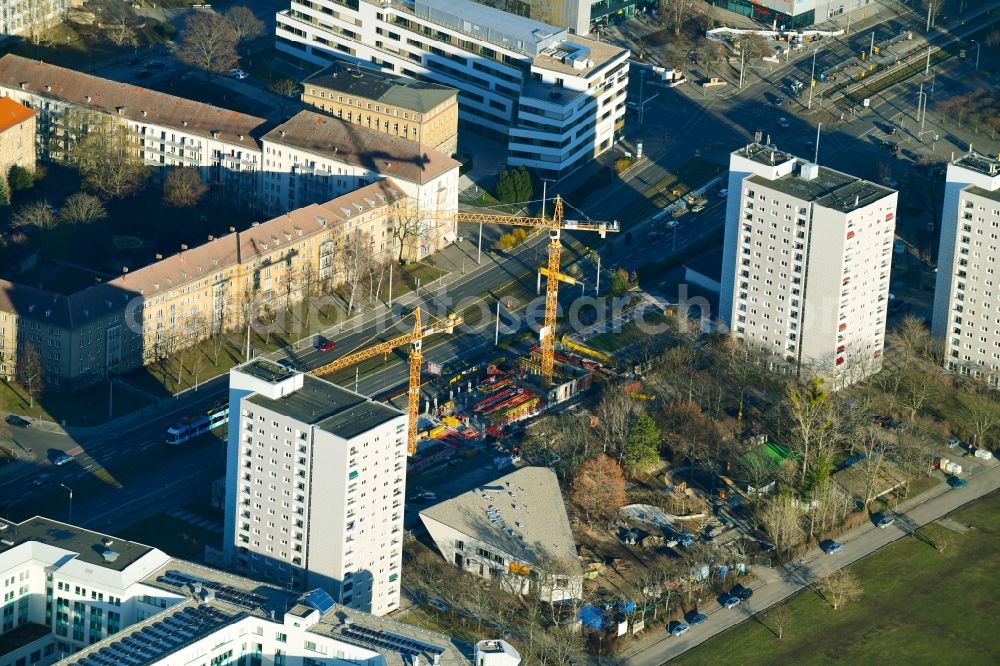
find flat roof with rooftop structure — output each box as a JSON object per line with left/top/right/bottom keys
{"left": 263, "top": 110, "right": 459, "bottom": 185}
{"left": 237, "top": 357, "right": 297, "bottom": 385}
{"left": 303, "top": 62, "right": 457, "bottom": 114}
{"left": 733, "top": 141, "right": 796, "bottom": 168}
{"left": 747, "top": 163, "right": 892, "bottom": 211}
{"left": 967, "top": 184, "right": 1000, "bottom": 203}
{"left": 420, "top": 466, "right": 580, "bottom": 572}
{"left": 954, "top": 151, "right": 1000, "bottom": 177}
{"left": 533, "top": 35, "right": 627, "bottom": 76}
{"left": 413, "top": 0, "right": 565, "bottom": 57}
{"left": 0, "top": 517, "right": 152, "bottom": 572}
{"left": 246, "top": 374, "right": 403, "bottom": 439}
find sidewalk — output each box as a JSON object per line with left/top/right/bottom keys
{"left": 615, "top": 456, "right": 1000, "bottom": 664}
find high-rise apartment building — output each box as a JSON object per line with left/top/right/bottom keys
{"left": 275, "top": 0, "right": 629, "bottom": 177}
{"left": 720, "top": 141, "right": 898, "bottom": 387}
{"left": 931, "top": 152, "right": 1000, "bottom": 385}
{"left": 224, "top": 359, "right": 408, "bottom": 616}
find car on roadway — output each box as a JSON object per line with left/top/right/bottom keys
{"left": 32, "top": 473, "right": 51, "bottom": 487}
{"left": 126, "top": 57, "right": 141, "bottom": 66}
{"left": 691, "top": 203, "right": 706, "bottom": 213}
{"left": 136, "top": 70, "right": 152, "bottom": 79}
{"left": 686, "top": 611, "right": 708, "bottom": 625}
{"left": 873, "top": 512, "right": 894, "bottom": 529}
{"left": 317, "top": 338, "right": 335, "bottom": 352}
{"left": 731, "top": 584, "right": 753, "bottom": 601}
{"left": 144, "top": 60, "right": 166, "bottom": 70}
{"left": 879, "top": 139, "right": 899, "bottom": 153}
{"left": 666, "top": 219, "right": 679, "bottom": 228}
{"left": 229, "top": 68, "right": 249, "bottom": 80}
{"left": 5, "top": 414, "right": 30, "bottom": 428}
{"left": 722, "top": 596, "right": 741, "bottom": 609}
{"left": 821, "top": 540, "right": 844, "bottom": 554}
{"left": 50, "top": 452, "right": 74, "bottom": 466}
{"left": 669, "top": 622, "right": 690, "bottom": 637}
{"left": 717, "top": 188, "right": 728, "bottom": 197}
{"left": 947, "top": 475, "right": 967, "bottom": 489}
{"left": 777, "top": 117, "right": 790, "bottom": 128}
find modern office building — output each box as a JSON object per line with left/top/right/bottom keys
{"left": 707, "top": 0, "right": 882, "bottom": 28}
{"left": 0, "top": 516, "right": 466, "bottom": 666}
{"left": 302, "top": 61, "right": 459, "bottom": 155}
{"left": 719, "top": 140, "right": 897, "bottom": 387}
{"left": 275, "top": 0, "right": 630, "bottom": 177}
{"left": 931, "top": 151, "right": 1000, "bottom": 385}
{"left": 0, "top": 54, "right": 266, "bottom": 209}
{"left": 260, "top": 110, "right": 461, "bottom": 256}
{"left": 224, "top": 359, "right": 408, "bottom": 616}
{"left": 0, "top": 95, "right": 36, "bottom": 174}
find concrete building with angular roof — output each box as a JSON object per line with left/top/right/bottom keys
{"left": 420, "top": 467, "right": 582, "bottom": 602}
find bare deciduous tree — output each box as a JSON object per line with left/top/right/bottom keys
{"left": 759, "top": 494, "right": 803, "bottom": 555}
{"left": 816, "top": 568, "right": 862, "bottom": 610}
{"left": 12, "top": 201, "right": 56, "bottom": 229}
{"left": 69, "top": 115, "right": 150, "bottom": 199}
{"left": 224, "top": 6, "right": 265, "bottom": 42}
{"left": 163, "top": 167, "right": 209, "bottom": 207}
{"left": 595, "top": 388, "right": 634, "bottom": 458}
{"left": 178, "top": 13, "right": 240, "bottom": 77}
{"left": 341, "top": 229, "right": 373, "bottom": 315}
{"left": 103, "top": 18, "right": 138, "bottom": 47}
{"left": 16, "top": 344, "right": 44, "bottom": 408}
{"left": 58, "top": 192, "right": 107, "bottom": 225}
{"left": 570, "top": 453, "right": 626, "bottom": 525}
{"left": 964, "top": 400, "right": 1000, "bottom": 448}
{"left": 658, "top": 0, "right": 696, "bottom": 37}
{"left": 769, "top": 602, "right": 792, "bottom": 639}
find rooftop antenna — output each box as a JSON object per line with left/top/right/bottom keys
{"left": 814, "top": 122, "right": 822, "bottom": 164}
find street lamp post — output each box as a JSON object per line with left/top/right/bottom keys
{"left": 971, "top": 40, "right": 980, "bottom": 71}
{"left": 807, "top": 49, "right": 819, "bottom": 110}
{"left": 60, "top": 484, "right": 73, "bottom": 524}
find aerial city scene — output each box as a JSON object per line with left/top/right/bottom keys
{"left": 0, "top": 0, "right": 997, "bottom": 664}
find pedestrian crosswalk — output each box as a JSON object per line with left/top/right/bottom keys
{"left": 168, "top": 508, "right": 223, "bottom": 533}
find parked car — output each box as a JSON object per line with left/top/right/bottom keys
{"left": 946, "top": 438, "right": 963, "bottom": 449}
{"left": 722, "top": 596, "right": 741, "bottom": 609}
{"left": 317, "top": 338, "right": 335, "bottom": 352}
{"left": 947, "top": 475, "right": 968, "bottom": 489}
{"left": 778, "top": 117, "right": 790, "bottom": 128}
{"left": 821, "top": 540, "right": 844, "bottom": 554}
{"left": 773, "top": 96, "right": 784, "bottom": 106}
{"left": 229, "top": 68, "right": 249, "bottom": 80}
{"left": 731, "top": 584, "right": 753, "bottom": 601}
{"left": 276, "top": 358, "right": 296, "bottom": 370}
{"left": 880, "top": 139, "right": 899, "bottom": 153}
{"left": 686, "top": 611, "right": 708, "bottom": 625}
{"left": 873, "top": 512, "right": 894, "bottom": 529}
{"left": 5, "top": 415, "right": 30, "bottom": 428}
{"left": 50, "top": 452, "right": 74, "bottom": 466}
{"left": 669, "top": 622, "right": 690, "bottom": 637}
{"left": 428, "top": 599, "right": 450, "bottom": 612}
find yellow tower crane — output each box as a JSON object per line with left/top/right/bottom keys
{"left": 395, "top": 195, "right": 617, "bottom": 386}
{"left": 308, "top": 308, "right": 462, "bottom": 455}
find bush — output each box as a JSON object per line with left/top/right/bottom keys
{"left": 8, "top": 165, "right": 33, "bottom": 192}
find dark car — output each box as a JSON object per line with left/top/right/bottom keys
{"left": 135, "top": 70, "right": 152, "bottom": 79}
{"left": 947, "top": 475, "right": 967, "bottom": 489}
{"left": 126, "top": 57, "right": 141, "bottom": 66}
{"left": 32, "top": 473, "right": 51, "bottom": 487}
{"left": 686, "top": 611, "right": 708, "bottom": 625}
{"left": 774, "top": 96, "right": 785, "bottom": 106}
{"left": 5, "top": 415, "right": 30, "bottom": 428}
{"left": 50, "top": 452, "right": 74, "bottom": 466}
{"left": 731, "top": 584, "right": 753, "bottom": 601}
{"left": 821, "top": 540, "right": 844, "bottom": 554}
{"left": 144, "top": 60, "right": 166, "bottom": 70}
{"left": 873, "top": 512, "right": 894, "bottom": 529}
{"left": 880, "top": 140, "right": 899, "bottom": 153}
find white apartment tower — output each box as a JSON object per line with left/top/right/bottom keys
{"left": 223, "top": 359, "right": 408, "bottom": 616}
{"left": 932, "top": 152, "right": 1000, "bottom": 384}
{"left": 275, "top": 0, "right": 629, "bottom": 177}
{"left": 720, "top": 141, "right": 898, "bottom": 387}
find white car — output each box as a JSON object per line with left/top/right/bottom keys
{"left": 717, "top": 188, "right": 729, "bottom": 197}
{"left": 778, "top": 117, "right": 790, "bottom": 128}
{"left": 666, "top": 219, "right": 679, "bottom": 228}
{"left": 229, "top": 68, "right": 249, "bottom": 80}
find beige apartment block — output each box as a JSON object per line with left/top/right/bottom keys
{"left": 0, "top": 181, "right": 406, "bottom": 391}
{"left": 0, "top": 96, "right": 36, "bottom": 175}
{"left": 302, "top": 62, "right": 459, "bottom": 156}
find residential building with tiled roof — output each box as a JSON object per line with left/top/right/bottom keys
{"left": 0, "top": 96, "right": 36, "bottom": 174}
{"left": 261, "top": 110, "right": 460, "bottom": 257}
{"left": 0, "top": 54, "right": 267, "bottom": 209}
{"left": 0, "top": 182, "right": 408, "bottom": 391}
{"left": 302, "top": 61, "right": 458, "bottom": 155}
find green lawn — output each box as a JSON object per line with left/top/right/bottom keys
{"left": 673, "top": 490, "right": 1000, "bottom": 665}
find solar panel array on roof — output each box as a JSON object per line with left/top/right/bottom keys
{"left": 158, "top": 570, "right": 267, "bottom": 611}
{"left": 73, "top": 605, "right": 235, "bottom": 666}
{"left": 303, "top": 588, "right": 336, "bottom": 614}
{"left": 342, "top": 624, "right": 446, "bottom": 659}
